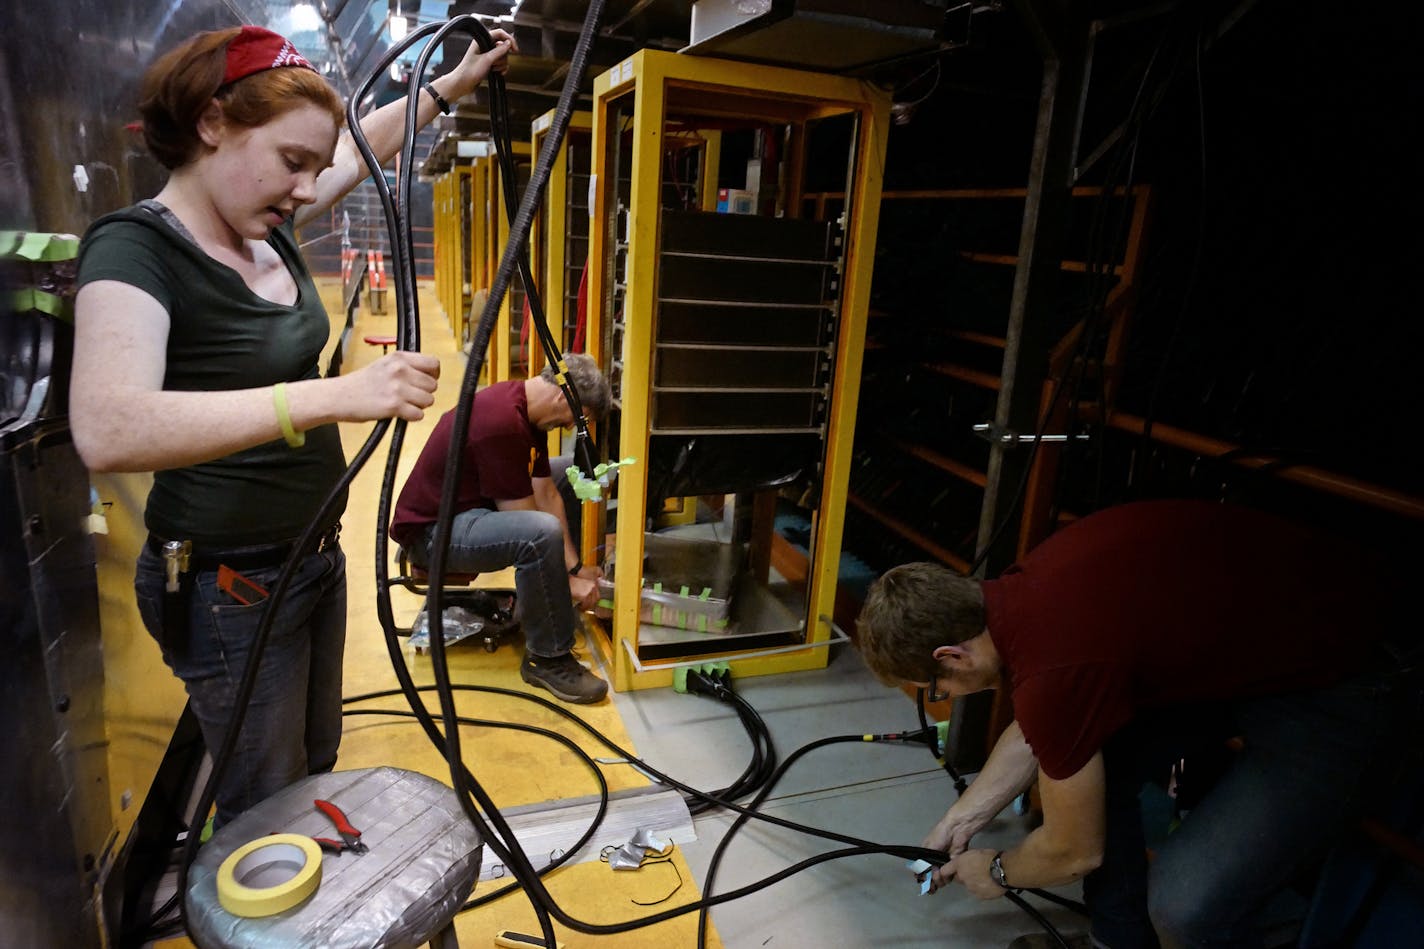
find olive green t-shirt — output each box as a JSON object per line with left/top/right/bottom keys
{"left": 76, "top": 206, "right": 347, "bottom": 547}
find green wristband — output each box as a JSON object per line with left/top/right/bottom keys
{"left": 273, "top": 382, "right": 305, "bottom": 448}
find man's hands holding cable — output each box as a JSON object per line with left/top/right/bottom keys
{"left": 569, "top": 565, "right": 601, "bottom": 611}
{"left": 938, "top": 848, "right": 1006, "bottom": 900}
{"left": 341, "top": 352, "right": 440, "bottom": 422}
{"left": 920, "top": 805, "right": 994, "bottom": 894}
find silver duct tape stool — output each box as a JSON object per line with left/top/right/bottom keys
{"left": 186, "top": 767, "right": 482, "bottom": 948}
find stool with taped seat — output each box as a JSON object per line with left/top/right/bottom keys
{"left": 186, "top": 766, "right": 481, "bottom": 948}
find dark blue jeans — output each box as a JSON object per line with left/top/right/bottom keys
{"left": 411, "top": 507, "right": 575, "bottom": 658}
{"left": 1087, "top": 669, "right": 1407, "bottom": 948}
{"left": 409, "top": 456, "right": 584, "bottom": 659}
{"left": 135, "top": 542, "right": 347, "bottom": 827}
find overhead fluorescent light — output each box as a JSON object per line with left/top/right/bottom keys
{"left": 288, "top": 3, "right": 322, "bottom": 33}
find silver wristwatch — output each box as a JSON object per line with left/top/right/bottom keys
{"left": 989, "top": 851, "right": 1011, "bottom": 889}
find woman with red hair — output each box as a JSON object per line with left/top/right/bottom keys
{"left": 71, "top": 24, "right": 513, "bottom": 825}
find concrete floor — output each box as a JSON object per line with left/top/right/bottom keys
{"left": 606, "top": 644, "right": 1089, "bottom": 949}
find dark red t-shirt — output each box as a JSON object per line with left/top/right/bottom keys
{"left": 390, "top": 381, "right": 551, "bottom": 547}
{"left": 982, "top": 500, "right": 1390, "bottom": 780}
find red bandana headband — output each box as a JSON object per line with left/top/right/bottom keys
{"left": 222, "top": 26, "right": 316, "bottom": 85}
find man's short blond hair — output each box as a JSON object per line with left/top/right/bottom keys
{"left": 855, "top": 562, "right": 985, "bottom": 685}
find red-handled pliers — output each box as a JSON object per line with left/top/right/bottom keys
{"left": 315, "top": 798, "right": 369, "bottom": 855}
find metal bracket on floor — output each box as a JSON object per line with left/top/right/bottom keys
{"left": 618, "top": 617, "right": 852, "bottom": 676}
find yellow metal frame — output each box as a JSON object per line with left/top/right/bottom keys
{"left": 468, "top": 154, "right": 492, "bottom": 347}
{"left": 432, "top": 169, "right": 455, "bottom": 333}
{"left": 532, "top": 110, "right": 593, "bottom": 365}
{"left": 587, "top": 49, "right": 889, "bottom": 691}
{"left": 451, "top": 164, "right": 475, "bottom": 339}
{"left": 432, "top": 171, "right": 444, "bottom": 323}
{"left": 427, "top": 159, "right": 484, "bottom": 343}
{"left": 485, "top": 140, "right": 533, "bottom": 382}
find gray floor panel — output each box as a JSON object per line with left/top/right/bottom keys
{"left": 609, "top": 644, "right": 1089, "bottom": 948}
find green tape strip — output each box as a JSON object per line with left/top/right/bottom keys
{"left": 12, "top": 289, "right": 69, "bottom": 318}
{"left": 700, "top": 588, "right": 711, "bottom": 600}
{"left": 1, "top": 231, "right": 80, "bottom": 262}
{"left": 679, "top": 585, "right": 689, "bottom": 598}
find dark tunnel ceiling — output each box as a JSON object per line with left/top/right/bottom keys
{"left": 293, "top": 0, "right": 700, "bottom": 132}
{"left": 287, "top": 1, "right": 979, "bottom": 142}
{"left": 253, "top": 2, "right": 1236, "bottom": 140}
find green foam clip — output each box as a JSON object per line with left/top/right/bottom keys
{"left": 564, "top": 456, "right": 639, "bottom": 502}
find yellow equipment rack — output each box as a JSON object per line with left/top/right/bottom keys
{"left": 584, "top": 49, "right": 889, "bottom": 691}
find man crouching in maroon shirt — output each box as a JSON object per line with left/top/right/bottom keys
{"left": 855, "top": 499, "right": 1415, "bottom": 948}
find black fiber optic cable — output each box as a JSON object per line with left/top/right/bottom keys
{"left": 390, "top": 6, "right": 607, "bottom": 944}
{"left": 171, "top": 16, "right": 515, "bottom": 935}
{"left": 1073, "top": 19, "right": 1189, "bottom": 510}
{"left": 339, "top": 684, "right": 995, "bottom": 931}
{"left": 339, "top": 706, "right": 609, "bottom": 911}
{"left": 694, "top": 727, "right": 1085, "bottom": 949}
{"left": 483, "top": 52, "right": 600, "bottom": 479}
{"left": 696, "top": 732, "right": 866, "bottom": 948}
{"left": 384, "top": 12, "right": 1088, "bottom": 937}
{"left": 171, "top": 10, "right": 1091, "bottom": 944}
{"left": 916, "top": 685, "right": 970, "bottom": 795}
{"left": 1133, "top": 12, "right": 1211, "bottom": 495}
{"left": 681, "top": 675, "right": 779, "bottom": 816}
{"left": 149, "top": 7, "right": 1064, "bottom": 943}
{"left": 966, "top": 16, "right": 1178, "bottom": 577}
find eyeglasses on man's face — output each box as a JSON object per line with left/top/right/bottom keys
{"left": 926, "top": 671, "right": 950, "bottom": 703}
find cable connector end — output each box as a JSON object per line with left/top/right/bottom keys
{"left": 676, "top": 662, "right": 733, "bottom": 699}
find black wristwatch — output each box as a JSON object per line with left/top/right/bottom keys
{"left": 568, "top": 561, "right": 583, "bottom": 576}
{"left": 423, "top": 82, "right": 452, "bottom": 115}
{"left": 989, "top": 851, "right": 1011, "bottom": 889}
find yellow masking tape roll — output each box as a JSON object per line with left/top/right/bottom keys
{"left": 216, "top": 833, "right": 323, "bottom": 918}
